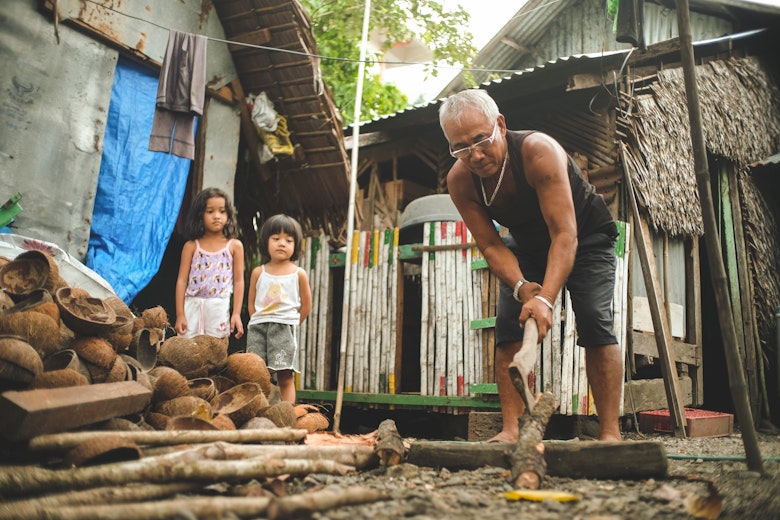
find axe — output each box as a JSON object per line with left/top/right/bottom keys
{"left": 508, "top": 317, "right": 539, "bottom": 413}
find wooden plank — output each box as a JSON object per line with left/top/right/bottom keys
{"left": 685, "top": 237, "right": 703, "bottom": 405}
{"left": 231, "top": 79, "right": 270, "bottom": 182}
{"left": 630, "top": 331, "right": 699, "bottom": 366}
{"left": 726, "top": 165, "right": 760, "bottom": 418}
{"left": 407, "top": 440, "right": 667, "bottom": 479}
{"left": 623, "top": 376, "right": 693, "bottom": 414}
{"left": 626, "top": 174, "right": 687, "bottom": 437}
{"left": 228, "top": 28, "right": 272, "bottom": 53}
{"left": 0, "top": 382, "right": 151, "bottom": 441}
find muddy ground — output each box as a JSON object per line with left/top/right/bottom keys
{"left": 289, "top": 428, "right": 780, "bottom": 520}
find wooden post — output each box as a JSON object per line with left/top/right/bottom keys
{"left": 625, "top": 172, "right": 687, "bottom": 438}
{"left": 675, "top": 0, "right": 763, "bottom": 473}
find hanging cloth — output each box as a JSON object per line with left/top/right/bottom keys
{"left": 148, "top": 29, "right": 207, "bottom": 160}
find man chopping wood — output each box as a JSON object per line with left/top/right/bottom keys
{"left": 440, "top": 89, "right": 623, "bottom": 443}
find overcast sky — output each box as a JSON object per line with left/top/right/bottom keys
{"left": 382, "top": 1, "right": 521, "bottom": 104}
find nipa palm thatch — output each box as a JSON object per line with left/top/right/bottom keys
{"left": 622, "top": 56, "right": 780, "bottom": 236}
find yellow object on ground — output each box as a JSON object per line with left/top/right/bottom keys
{"left": 504, "top": 489, "right": 581, "bottom": 502}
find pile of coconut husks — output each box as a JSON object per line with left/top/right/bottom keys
{"left": 0, "top": 247, "right": 399, "bottom": 519}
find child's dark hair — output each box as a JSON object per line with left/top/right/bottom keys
{"left": 258, "top": 214, "right": 304, "bottom": 262}
{"left": 185, "top": 187, "right": 239, "bottom": 240}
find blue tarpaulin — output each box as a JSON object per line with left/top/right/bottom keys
{"left": 87, "top": 56, "right": 193, "bottom": 304}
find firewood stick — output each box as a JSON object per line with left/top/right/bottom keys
{"left": 12, "top": 496, "right": 272, "bottom": 520}
{"left": 0, "top": 458, "right": 354, "bottom": 498}
{"left": 0, "top": 482, "right": 202, "bottom": 520}
{"left": 509, "top": 392, "right": 558, "bottom": 489}
{"left": 266, "top": 485, "right": 390, "bottom": 520}
{"left": 26, "top": 428, "right": 308, "bottom": 452}
{"left": 375, "top": 419, "right": 405, "bottom": 466}
{"left": 155, "top": 441, "right": 380, "bottom": 469}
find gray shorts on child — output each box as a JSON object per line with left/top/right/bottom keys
{"left": 246, "top": 322, "right": 300, "bottom": 373}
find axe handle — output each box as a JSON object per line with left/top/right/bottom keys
{"left": 522, "top": 317, "right": 539, "bottom": 350}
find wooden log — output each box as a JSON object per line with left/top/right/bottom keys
{"left": 406, "top": 440, "right": 668, "bottom": 479}
{"left": 0, "top": 457, "right": 355, "bottom": 498}
{"left": 0, "top": 482, "right": 202, "bottom": 519}
{"left": 509, "top": 392, "right": 558, "bottom": 489}
{"left": 267, "top": 486, "right": 390, "bottom": 520}
{"left": 0, "top": 382, "right": 151, "bottom": 441}
{"left": 374, "top": 419, "right": 405, "bottom": 466}
{"left": 26, "top": 428, "right": 309, "bottom": 452}
{"left": 11, "top": 496, "right": 272, "bottom": 520}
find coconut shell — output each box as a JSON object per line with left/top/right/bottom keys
{"left": 31, "top": 368, "right": 90, "bottom": 389}
{"left": 141, "top": 306, "right": 169, "bottom": 330}
{"left": 191, "top": 335, "right": 229, "bottom": 376}
{"left": 155, "top": 395, "right": 212, "bottom": 417}
{"left": 0, "top": 290, "right": 14, "bottom": 312}
{"left": 166, "top": 415, "right": 219, "bottom": 431}
{"left": 211, "top": 414, "right": 237, "bottom": 431}
{"left": 225, "top": 352, "right": 272, "bottom": 396}
{"left": 103, "top": 297, "right": 135, "bottom": 335}
{"left": 210, "top": 382, "right": 269, "bottom": 427}
{"left": 241, "top": 417, "right": 278, "bottom": 430}
{"left": 0, "top": 335, "right": 44, "bottom": 389}
{"left": 70, "top": 337, "right": 117, "bottom": 369}
{"left": 145, "top": 412, "right": 170, "bottom": 430}
{"left": 157, "top": 336, "right": 207, "bottom": 379}
{"left": 16, "top": 250, "right": 63, "bottom": 295}
{"left": 63, "top": 435, "right": 141, "bottom": 468}
{"left": 43, "top": 348, "right": 91, "bottom": 383}
{"left": 188, "top": 377, "right": 217, "bottom": 401}
{"left": 55, "top": 287, "right": 116, "bottom": 336}
{"left": 148, "top": 366, "right": 190, "bottom": 403}
{"left": 212, "top": 375, "right": 236, "bottom": 393}
{"left": 261, "top": 401, "right": 297, "bottom": 428}
{"left": 0, "top": 252, "right": 49, "bottom": 298}
{"left": 31, "top": 301, "right": 60, "bottom": 324}
{"left": 128, "top": 328, "right": 159, "bottom": 372}
{"left": 103, "top": 355, "right": 128, "bottom": 384}
{"left": 296, "top": 412, "right": 330, "bottom": 433}
{"left": 0, "top": 310, "right": 60, "bottom": 357}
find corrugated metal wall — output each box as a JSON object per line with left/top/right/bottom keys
{"left": 0, "top": 0, "right": 240, "bottom": 260}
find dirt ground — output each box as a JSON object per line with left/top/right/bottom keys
{"left": 288, "top": 429, "right": 780, "bottom": 520}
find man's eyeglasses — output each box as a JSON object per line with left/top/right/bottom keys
{"left": 449, "top": 121, "right": 498, "bottom": 159}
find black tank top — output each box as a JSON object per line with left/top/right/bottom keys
{"left": 471, "top": 130, "right": 616, "bottom": 251}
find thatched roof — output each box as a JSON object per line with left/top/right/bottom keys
{"left": 212, "top": 0, "right": 350, "bottom": 240}
{"left": 622, "top": 56, "right": 780, "bottom": 237}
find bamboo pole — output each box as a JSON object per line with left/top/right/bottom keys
{"left": 333, "top": 0, "right": 371, "bottom": 432}
{"left": 420, "top": 222, "right": 430, "bottom": 395}
{"left": 675, "top": 0, "right": 762, "bottom": 471}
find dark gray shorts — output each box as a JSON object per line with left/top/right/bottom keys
{"left": 495, "top": 233, "right": 618, "bottom": 348}
{"left": 246, "top": 322, "right": 300, "bottom": 373}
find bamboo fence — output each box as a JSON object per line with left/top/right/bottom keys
{"left": 295, "top": 221, "right": 631, "bottom": 417}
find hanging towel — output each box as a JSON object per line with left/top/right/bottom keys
{"left": 149, "top": 29, "right": 207, "bottom": 160}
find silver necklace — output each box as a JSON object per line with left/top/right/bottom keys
{"left": 479, "top": 152, "right": 508, "bottom": 207}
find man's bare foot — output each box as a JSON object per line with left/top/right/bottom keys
{"left": 485, "top": 431, "right": 518, "bottom": 443}
{"left": 598, "top": 433, "right": 623, "bottom": 442}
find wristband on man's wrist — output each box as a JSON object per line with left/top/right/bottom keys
{"left": 534, "top": 294, "right": 554, "bottom": 311}
{"left": 512, "top": 279, "right": 529, "bottom": 302}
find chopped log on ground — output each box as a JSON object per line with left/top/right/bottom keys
{"left": 0, "top": 457, "right": 354, "bottom": 498}
{"left": 374, "top": 418, "right": 405, "bottom": 466}
{"left": 26, "top": 427, "right": 308, "bottom": 452}
{"left": 0, "top": 482, "right": 202, "bottom": 520}
{"left": 509, "top": 391, "right": 559, "bottom": 489}
{"left": 141, "top": 441, "right": 380, "bottom": 469}
{"left": 406, "top": 439, "right": 668, "bottom": 479}
{"left": 0, "top": 381, "right": 151, "bottom": 441}
{"left": 9, "top": 496, "right": 272, "bottom": 520}
{"left": 266, "top": 485, "right": 390, "bottom": 520}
